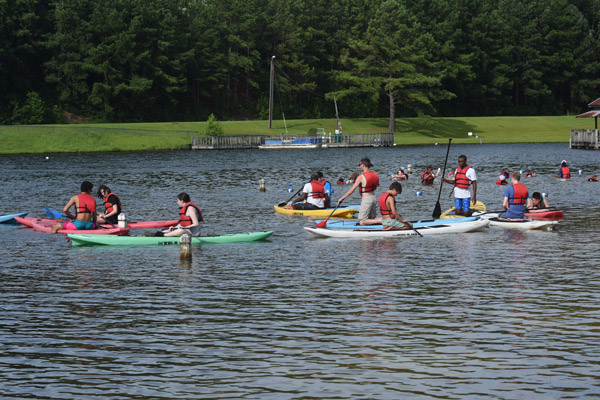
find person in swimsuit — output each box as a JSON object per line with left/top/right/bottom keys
{"left": 51, "top": 181, "right": 97, "bottom": 233}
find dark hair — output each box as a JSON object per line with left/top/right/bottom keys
{"left": 458, "top": 155, "right": 467, "bottom": 161}
{"left": 349, "top": 172, "right": 359, "bottom": 181}
{"left": 360, "top": 157, "right": 373, "bottom": 168}
{"left": 316, "top": 171, "right": 324, "bottom": 178}
{"left": 97, "top": 184, "right": 110, "bottom": 198}
{"left": 177, "top": 192, "right": 191, "bottom": 203}
{"left": 532, "top": 192, "right": 542, "bottom": 200}
{"left": 389, "top": 181, "right": 403, "bottom": 193}
{"left": 310, "top": 173, "right": 320, "bottom": 182}
{"left": 81, "top": 181, "right": 93, "bottom": 192}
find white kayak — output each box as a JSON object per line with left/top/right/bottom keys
{"left": 305, "top": 217, "right": 489, "bottom": 238}
{"left": 486, "top": 217, "right": 558, "bottom": 230}
{"left": 316, "top": 216, "right": 481, "bottom": 230}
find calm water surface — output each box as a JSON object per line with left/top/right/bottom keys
{"left": 1, "top": 143, "right": 599, "bottom": 399}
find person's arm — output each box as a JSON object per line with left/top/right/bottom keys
{"left": 291, "top": 192, "right": 308, "bottom": 207}
{"left": 63, "top": 196, "right": 77, "bottom": 219}
{"left": 471, "top": 180, "right": 477, "bottom": 204}
{"left": 543, "top": 197, "right": 549, "bottom": 208}
{"left": 104, "top": 195, "right": 119, "bottom": 219}
{"left": 187, "top": 207, "right": 200, "bottom": 228}
{"left": 389, "top": 197, "right": 412, "bottom": 229}
{"left": 502, "top": 196, "right": 509, "bottom": 210}
{"left": 338, "top": 177, "right": 361, "bottom": 204}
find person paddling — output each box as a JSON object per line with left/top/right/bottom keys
{"left": 289, "top": 173, "right": 328, "bottom": 210}
{"left": 51, "top": 181, "right": 97, "bottom": 233}
{"left": 158, "top": 192, "right": 203, "bottom": 237}
{"left": 337, "top": 157, "right": 379, "bottom": 224}
{"left": 96, "top": 185, "right": 122, "bottom": 225}
{"left": 499, "top": 172, "right": 532, "bottom": 220}
{"left": 441, "top": 155, "right": 477, "bottom": 216}
{"left": 362, "top": 182, "right": 413, "bottom": 230}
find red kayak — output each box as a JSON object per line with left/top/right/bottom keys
{"left": 15, "top": 216, "right": 177, "bottom": 229}
{"left": 29, "top": 220, "right": 130, "bottom": 235}
{"left": 524, "top": 209, "right": 564, "bottom": 220}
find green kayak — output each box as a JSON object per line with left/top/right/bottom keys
{"left": 68, "top": 231, "right": 274, "bottom": 246}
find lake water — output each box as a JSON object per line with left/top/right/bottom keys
{"left": 1, "top": 143, "right": 599, "bottom": 399}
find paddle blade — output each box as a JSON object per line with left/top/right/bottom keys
{"left": 315, "top": 219, "right": 328, "bottom": 229}
{"left": 45, "top": 207, "right": 66, "bottom": 219}
{"left": 432, "top": 202, "right": 441, "bottom": 219}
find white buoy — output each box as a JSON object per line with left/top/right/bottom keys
{"left": 435, "top": 143, "right": 438, "bottom": 146}
{"left": 118, "top": 213, "right": 128, "bottom": 229}
{"left": 288, "top": 188, "right": 293, "bottom": 193}
{"left": 578, "top": 169, "right": 583, "bottom": 175}
{"left": 542, "top": 193, "right": 549, "bottom": 198}
{"left": 45, "top": 156, "right": 49, "bottom": 160}
{"left": 259, "top": 178, "right": 265, "bottom": 192}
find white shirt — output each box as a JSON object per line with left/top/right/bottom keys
{"left": 453, "top": 167, "right": 477, "bottom": 199}
{"left": 302, "top": 182, "right": 325, "bottom": 208}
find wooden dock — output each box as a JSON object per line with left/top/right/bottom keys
{"left": 191, "top": 133, "right": 394, "bottom": 150}
{"left": 570, "top": 129, "right": 599, "bottom": 149}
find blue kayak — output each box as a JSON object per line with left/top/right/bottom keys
{"left": 0, "top": 212, "right": 28, "bottom": 224}
{"left": 314, "top": 216, "right": 481, "bottom": 230}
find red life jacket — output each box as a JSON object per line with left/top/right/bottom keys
{"left": 76, "top": 193, "right": 96, "bottom": 215}
{"left": 509, "top": 183, "right": 528, "bottom": 205}
{"left": 309, "top": 181, "right": 325, "bottom": 199}
{"left": 378, "top": 192, "right": 395, "bottom": 218}
{"left": 561, "top": 166, "right": 571, "bottom": 178}
{"left": 359, "top": 171, "right": 379, "bottom": 194}
{"left": 454, "top": 165, "right": 472, "bottom": 189}
{"left": 103, "top": 192, "right": 122, "bottom": 214}
{"left": 179, "top": 202, "right": 203, "bottom": 226}
{"left": 421, "top": 172, "right": 434, "bottom": 184}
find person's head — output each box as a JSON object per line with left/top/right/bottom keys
{"left": 310, "top": 173, "right": 320, "bottom": 182}
{"left": 177, "top": 192, "right": 191, "bottom": 205}
{"left": 81, "top": 181, "right": 93, "bottom": 193}
{"left": 97, "top": 184, "right": 110, "bottom": 198}
{"left": 561, "top": 160, "right": 568, "bottom": 167}
{"left": 316, "top": 171, "right": 324, "bottom": 181}
{"left": 349, "top": 172, "right": 359, "bottom": 182}
{"left": 389, "top": 181, "right": 402, "bottom": 195}
{"left": 511, "top": 172, "right": 521, "bottom": 182}
{"left": 532, "top": 192, "right": 542, "bottom": 200}
{"left": 427, "top": 166, "right": 433, "bottom": 172}
{"left": 359, "top": 157, "right": 373, "bottom": 169}
{"left": 458, "top": 155, "right": 467, "bottom": 167}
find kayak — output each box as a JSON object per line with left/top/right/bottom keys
{"left": 305, "top": 217, "right": 489, "bottom": 238}
{"left": 440, "top": 201, "right": 487, "bottom": 218}
{"left": 315, "top": 216, "right": 481, "bottom": 230}
{"left": 0, "top": 212, "right": 28, "bottom": 224}
{"left": 524, "top": 208, "right": 564, "bottom": 220}
{"left": 15, "top": 216, "right": 177, "bottom": 229}
{"left": 274, "top": 204, "right": 357, "bottom": 218}
{"left": 487, "top": 217, "right": 558, "bottom": 230}
{"left": 68, "top": 231, "right": 274, "bottom": 246}
{"left": 18, "top": 218, "right": 131, "bottom": 235}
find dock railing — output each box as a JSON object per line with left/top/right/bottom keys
{"left": 570, "top": 129, "right": 599, "bottom": 149}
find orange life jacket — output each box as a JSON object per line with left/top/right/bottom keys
{"left": 454, "top": 165, "right": 472, "bottom": 189}
{"left": 76, "top": 193, "right": 96, "bottom": 215}
{"left": 179, "top": 202, "right": 203, "bottom": 226}
{"left": 103, "top": 192, "right": 122, "bottom": 214}
{"left": 509, "top": 183, "right": 528, "bottom": 205}
{"left": 561, "top": 166, "right": 571, "bottom": 178}
{"left": 359, "top": 171, "right": 379, "bottom": 195}
{"left": 421, "top": 172, "right": 434, "bottom": 184}
{"left": 378, "top": 192, "right": 395, "bottom": 217}
{"left": 309, "top": 181, "right": 325, "bottom": 199}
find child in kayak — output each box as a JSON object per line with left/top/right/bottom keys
{"left": 528, "top": 192, "right": 550, "bottom": 210}
{"left": 157, "top": 192, "right": 203, "bottom": 237}
{"left": 51, "top": 181, "right": 97, "bottom": 233}
{"left": 96, "top": 185, "right": 122, "bottom": 225}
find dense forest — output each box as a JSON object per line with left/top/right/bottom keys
{"left": 2, "top": 0, "right": 600, "bottom": 127}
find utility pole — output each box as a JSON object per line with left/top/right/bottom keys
{"left": 333, "top": 95, "right": 342, "bottom": 133}
{"left": 268, "top": 55, "right": 275, "bottom": 129}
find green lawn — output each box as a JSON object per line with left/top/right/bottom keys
{"left": 0, "top": 116, "right": 593, "bottom": 154}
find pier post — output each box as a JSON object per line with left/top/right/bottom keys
{"left": 180, "top": 234, "right": 192, "bottom": 260}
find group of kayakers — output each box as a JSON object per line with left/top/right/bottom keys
{"left": 51, "top": 180, "right": 203, "bottom": 236}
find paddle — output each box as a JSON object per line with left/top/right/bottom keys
{"left": 314, "top": 202, "right": 341, "bottom": 228}
{"left": 45, "top": 207, "right": 67, "bottom": 219}
{"left": 432, "top": 138, "right": 452, "bottom": 219}
{"left": 277, "top": 186, "right": 304, "bottom": 207}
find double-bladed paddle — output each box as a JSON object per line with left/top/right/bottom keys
{"left": 277, "top": 186, "right": 304, "bottom": 207}
{"left": 432, "top": 138, "right": 452, "bottom": 219}
{"left": 45, "top": 207, "right": 67, "bottom": 219}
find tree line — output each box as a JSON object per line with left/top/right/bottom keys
{"left": 2, "top": 0, "right": 600, "bottom": 128}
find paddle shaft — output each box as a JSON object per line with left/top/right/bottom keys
{"left": 314, "top": 202, "right": 341, "bottom": 228}
{"left": 278, "top": 186, "right": 304, "bottom": 207}
{"left": 433, "top": 138, "right": 452, "bottom": 218}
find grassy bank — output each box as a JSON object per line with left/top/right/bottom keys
{"left": 0, "top": 116, "right": 592, "bottom": 154}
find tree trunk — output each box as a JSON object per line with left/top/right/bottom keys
{"left": 388, "top": 88, "right": 395, "bottom": 133}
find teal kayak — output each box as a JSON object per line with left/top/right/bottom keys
{"left": 0, "top": 212, "right": 28, "bottom": 224}
{"left": 68, "top": 231, "right": 274, "bottom": 246}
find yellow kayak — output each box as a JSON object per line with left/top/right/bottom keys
{"left": 440, "top": 201, "right": 486, "bottom": 218}
{"left": 274, "top": 204, "right": 357, "bottom": 218}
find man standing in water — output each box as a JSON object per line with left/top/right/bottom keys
{"left": 337, "top": 157, "right": 379, "bottom": 225}
{"left": 441, "top": 154, "right": 477, "bottom": 216}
